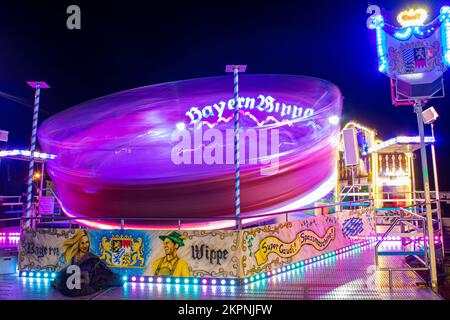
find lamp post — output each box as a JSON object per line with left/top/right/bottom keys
{"left": 414, "top": 100, "right": 438, "bottom": 289}
{"left": 422, "top": 106, "right": 444, "bottom": 258}
{"left": 225, "top": 65, "right": 247, "bottom": 230}
{"left": 25, "top": 81, "right": 50, "bottom": 228}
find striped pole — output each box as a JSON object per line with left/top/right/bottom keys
{"left": 225, "top": 65, "right": 247, "bottom": 230}
{"left": 25, "top": 81, "right": 50, "bottom": 228}
{"left": 233, "top": 67, "right": 241, "bottom": 230}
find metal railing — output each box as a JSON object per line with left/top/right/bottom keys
{"left": 375, "top": 206, "right": 431, "bottom": 288}
{"left": 0, "top": 198, "right": 373, "bottom": 231}
{"left": 0, "top": 195, "right": 22, "bottom": 207}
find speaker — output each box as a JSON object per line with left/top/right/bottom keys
{"left": 343, "top": 128, "right": 359, "bottom": 167}
{"left": 422, "top": 107, "right": 439, "bottom": 124}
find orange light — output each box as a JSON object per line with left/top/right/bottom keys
{"left": 397, "top": 8, "right": 428, "bottom": 27}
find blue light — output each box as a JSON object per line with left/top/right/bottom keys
{"left": 51, "top": 273, "right": 56, "bottom": 278}
{"left": 175, "top": 278, "right": 180, "bottom": 284}
{"left": 43, "top": 273, "right": 49, "bottom": 278}
{"left": 441, "top": 13, "right": 450, "bottom": 66}
{"left": 36, "top": 272, "right": 41, "bottom": 278}
{"left": 184, "top": 278, "right": 189, "bottom": 284}
{"left": 193, "top": 278, "right": 199, "bottom": 284}
{"left": 374, "top": 22, "right": 388, "bottom": 73}
{"left": 166, "top": 278, "right": 171, "bottom": 283}
{"left": 29, "top": 272, "right": 34, "bottom": 277}
{"left": 250, "top": 276, "right": 254, "bottom": 281}
{"left": 230, "top": 280, "right": 236, "bottom": 285}
{"left": 122, "top": 276, "right": 128, "bottom": 281}
{"left": 243, "top": 279, "right": 248, "bottom": 284}
{"left": 21, "top": 271, "right": 27, "bottom": 277}
{"left": 220, "top": 280, "right": 226, "bottom": 285}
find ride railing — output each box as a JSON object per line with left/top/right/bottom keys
{"left": 375, "top": 207, "right": 430, "bottom": 288}
{"left": 339, "top": 183, "right": 371, "bottom": 210}
{"left": 0, "top": 195, "right": 22, "bottom": 209}
{"left": 373, "top": 190, "right": 450, "bottom": 206}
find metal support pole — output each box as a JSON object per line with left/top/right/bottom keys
{"left": 226, "top": 65, "right": 247, "bottom": 230}
{"left": 414, "top": 101, "right": 438, "bottom": 289}
{"left": 25, "top": 83, "right": 42, "bottom": 227}
{"left": 25, "top": 81, "right": 49, "bottom": 230}
{"left": 430, "top": 123, "right": 444, "bottom": 257}
{"left": 233, "top": 67, "right": 241, "bottom": 230}
{"left": 410, "top": 154, "right": 417, "bottom": 214}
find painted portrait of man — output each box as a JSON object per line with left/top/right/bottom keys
{"left": 150, "top": 231, "right": 190, "bottom": 277}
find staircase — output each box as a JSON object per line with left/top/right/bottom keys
{"left": 443, "top": 218, "right": 450, "bottom": 282}
{"left": 339, "top": 183, "right": 371, "bottom": 209}
{"left": 375, "top": 208, "right": 430, "bottom": 288}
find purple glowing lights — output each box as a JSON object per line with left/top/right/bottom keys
{"left": 38, "top": 75, "right": 342, "bottom": 230}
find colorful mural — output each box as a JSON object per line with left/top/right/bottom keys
{"left": 19, "top": 210, "right": 375, "bottom": 279}
{"left": 240, "top": 209, "right": 376, "bottom": 277}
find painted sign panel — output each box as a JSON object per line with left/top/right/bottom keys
{"left": 19, "top": 210, "right": 375, "bottom": 279}
{"left": 19, "top": 229, "right": 240, "bottom": 278}
{"left": 239, "top": 209, "right": 375, "bottom": 277}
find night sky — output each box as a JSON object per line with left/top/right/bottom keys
{"left": 0, "top": 0, "right": 449, "bottom": 193}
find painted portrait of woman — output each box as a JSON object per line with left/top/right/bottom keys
{"left": 53, "top": 230, "right": 122, "bottom": 297}
{"left": 57, "top": 230, "right": 92, "bottom": 267}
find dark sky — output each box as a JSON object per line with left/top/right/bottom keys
{"left": 0, "top": 0, "right": 449, "bottom": 189}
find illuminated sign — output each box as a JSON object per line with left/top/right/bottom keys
{"left": 185, "top": 95, "right": 315, "bottom": 127}
{"left": 397, "top": 8, "right": 428, "bottom": 28}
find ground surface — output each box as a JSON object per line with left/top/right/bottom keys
{"left": 0, "top": 243, "right": 442, "bottom": 300}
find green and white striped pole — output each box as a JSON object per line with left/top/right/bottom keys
{"left": 25, "top": 81, "right": 50, "bottom": 228}
{"left": 225, "top": 65, "right": 247, "bottom": 230}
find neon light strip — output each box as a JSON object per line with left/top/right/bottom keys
{"left": 18, "top": 239, "right": 374, "bottom": 286}
{"left": 0, "top": 149, "right": 56, "bottom": 160}
{"left": 440, "top": 6, "right": 450, "bottom": 66}
{"left": 394, "top": 27, "right": 412, "bottom": 40}
{"left": 373, "top": 15, "right": 388, "bottom": 73}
